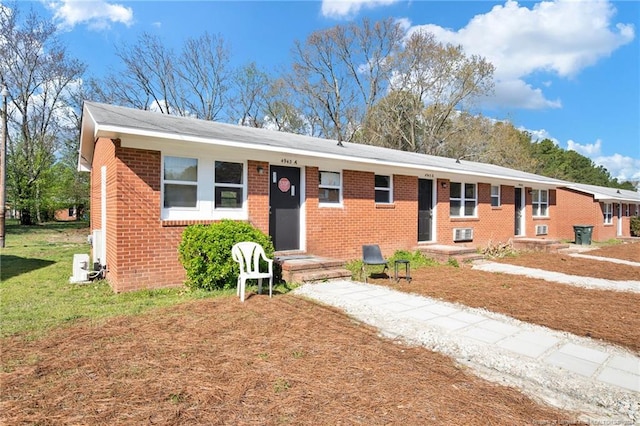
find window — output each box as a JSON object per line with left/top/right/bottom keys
{"left": 531, "top": 189, "right": 548, "bottom": 217}
{"left": 603, "top": 203, "right": 613, "bottom": 224}
{"left": 319, "top": 171, "right": 341, "bottom": 204}
{"left": 375, "top": 175, "right": 392, "bottom": 203}
{"left": 490, "top": 185, "right": 501, "bottom": 207}
{"left": 214, "top": 161, "right": 243, "bottom": 209}
{"left": 450, "top": 182, "right": 477, "bottom": 217}
{"left": 624, "top": 204, "right": 630, "bottom": 217}
{"left": 164, "top": 156, "right": 198, "bottom": 208}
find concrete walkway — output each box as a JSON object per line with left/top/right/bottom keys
{"left": 472, "top": 262, "right": 640, "bottom": 293}
{"left": 293, "top": 280, "right": 640, "bottom": 422}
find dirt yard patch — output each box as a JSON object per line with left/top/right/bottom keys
{"left": 492, "top": 249, "right": 639, "bottom": 280}
{"left": 1, "top": 297, "right": 578, "bottom": 425}
{"left": 371, "top": 247, "right": 640, "bottom": 354}
{"left": 587, "top": 241, "right": 640, "bottom": 262}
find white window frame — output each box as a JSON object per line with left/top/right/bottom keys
{"left": 213, "top": 160, "right": 244, "bottom": 211}
{"left": 490, "top": 185, "right": 501, "bottom": 207}
{"left": 532, "top": 189, "right": 549, "bottom": 218}
{"left": 449, "top": 182, "right": 477, "bottom": 218}
{"left": 374, "top": 174, "right": 393, "bottom": 204}
{"left": 603, "top": 203, "right": 613, "bottom": 225}
{"left": 318, "top": 170, "right": 342, "bottom": 207}
{"left": 162, "top": 156, "right": 198, "bottom": 210}
{"left": 161, "top": 153, "right": 247, "bottom": 221}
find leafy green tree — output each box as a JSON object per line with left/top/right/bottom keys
{"left": 0, "top": 5, "right": 85, "bottom": 224}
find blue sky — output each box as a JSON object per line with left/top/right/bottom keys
{"left": 14, "top": 0, "right": 640, "bottom": 182}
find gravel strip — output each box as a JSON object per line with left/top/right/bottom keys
{"left": 568, "top": 253, "right": 640, "bottom": 267}
{"left": 293, "top": 281, "right": 639, "bottom": 424}
{"left": 472, "top": 262, "right": 640, "bottom": 293}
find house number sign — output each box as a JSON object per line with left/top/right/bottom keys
{"left": 278, "top": 178, "right": 291, "bottom": 193}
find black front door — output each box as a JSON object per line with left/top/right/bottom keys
{"left": 515, "top": 187, "right": 523, "bottom": 236}
{"left": 418, "top": 179, "right": 433, "bottom": 242}
{"left": 269, "top": 166, "right": 300, "bottom": 251}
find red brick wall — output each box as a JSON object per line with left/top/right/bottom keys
{"left": 247, "top": 160, "right": 270, "bottom": 234}
{"left": 54, "top": 208, "right": 76, "bottom": 221}
{"left": 435, "top": 181, "right": 541, "bottom": 247}
{"left": 305, "top": 167, "right": 417, "bottom": 260}
{"left": 555, "top": 188, "right": 629, "bottom": 241}
{"left": 91, "top": 143, "right": 276, "bottom": 292}
{"left": 92, "top": 140, "right": 595, "bottom": 291}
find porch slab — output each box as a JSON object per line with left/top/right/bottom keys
{"left": 275, "top": 254, "right": 352, "bottom": 284}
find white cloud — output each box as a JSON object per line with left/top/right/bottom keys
{"left": 321, "top": 0, "right": 398, "bottom": 19}
{"left": 567, "top": 139, "right": 602, "bottom": 157}
{"left": 523, "top": 127, "right": 558, "bottom": 145}
{"left": 594, "top": 154, "right": 640, "bottom": 182}
{"left": 488, "top": 79, "right": 561, "bottom": 110}
{"left": 46, "top": 0, "right": 133, "bottom": 31}
{"left": 405, "top": 0, "right": 635, "bottom": 110}
{"left": 567, "top": 138, "right": 640, "bottom": 181}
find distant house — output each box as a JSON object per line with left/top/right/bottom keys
{"left": 556, "top": 183, "right": 640, "bottom": 241}
{"left": 54, "top": 207, "right": 78, "bottom": 221}
{"left": 79, "top": 102, "right": 626, "bottom": 292}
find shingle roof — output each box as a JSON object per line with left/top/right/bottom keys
{"left": 561, "top": 182, "right": 640, "bottom": 203}
{"left": 80, "top": 101, "right": 566, "bottom": 186}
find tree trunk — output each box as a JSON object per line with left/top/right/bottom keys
{"left": 20, "top": 208, "right": 33, "bottom": 226}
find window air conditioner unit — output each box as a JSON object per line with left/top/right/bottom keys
{"left": 535, "top": 225, "right": 548, "bottom": 235}
{"left": 453, "top": 228, "right": 473, "bottom": 242}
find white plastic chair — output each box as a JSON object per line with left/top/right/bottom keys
{"left": 231, "top": 242, "right": 274, "bottom": 302}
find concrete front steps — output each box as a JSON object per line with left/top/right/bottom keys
{"left": 275, "top": 254, "right": 352, "bottom": 284}
{"left": 512, "top": 237, "right": 569, "bottom": 252}
{"left": 415, "top": 244, "right": 484, "bottom": 266}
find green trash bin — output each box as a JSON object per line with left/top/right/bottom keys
{"left": 573, "top": 225, "right": 594, "bottom": 245}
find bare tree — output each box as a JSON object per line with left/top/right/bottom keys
{"left": 93, "top": 31, "right": 231, "bottom": 120}
{"left": 115, "top": 33, "right": 178, "bottom": 114}
{"left": 0, "top": 5, "right": 85, "bottom": 224}
{"left": 360, "top": 90, "right": 426, "bottom": 151}
{"left": 230, "top": 62, "right": 269, "bottom": 127}
{"left": 289, "top": 18, "right": 403, "bottom": 143}
{"left": 177, "top": 32, "right": 231, "bottom": 120}
{"left": 387, "top": 31, "right": 495, "bottom": 156}
{"left": 263, "top": 77, "right": 309, "bottom": 134}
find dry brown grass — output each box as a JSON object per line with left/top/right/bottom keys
{"left": 1, "top": 297, "right": 577, "bottom": 425}
{"left": 3, "top": 241, "right": 636, "bottom": 425}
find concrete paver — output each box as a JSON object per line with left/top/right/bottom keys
{"left": 293, "top": 279, "right": 640, "bottom": 422}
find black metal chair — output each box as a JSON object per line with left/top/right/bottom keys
{"left": 362, "top": 244, "right": 389, "bottom": 283}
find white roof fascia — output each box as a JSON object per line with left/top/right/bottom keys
{"left": 77, "top": 105, "right": 98, "bottom": 172}
{"left": 96, "top": 124, "right": 562, "bottom": 188}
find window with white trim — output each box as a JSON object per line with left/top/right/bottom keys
{"left": 603, "top": 203, "right": 613, "bottom": 224}
{"left": 214, "top": 161, "right": 244, "bottom": 209}
{"left": 624, "top": 204, "right": 630, "bottom": 217}
{"left": 531, "top": 189, "right": 548, "bottom": 217}
{"left": 319, "top": 171, "right": 341, "bottom": 204}
{"left": 163, "top": 156, "right": 198, "bottom": 208}
{"left": 450, "top": 182, "right": 477, "bottom": 217}
{"left": 490, "top": 185, "right": 501, "bottom": 207}
{"left": 375, "top": 175, "right": 392, "bottom": 203}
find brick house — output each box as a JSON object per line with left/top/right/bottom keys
{"left": 556, "top": 183, "right": 640, "bottom": 241}
{"left": 79, "top": 102, "right": 573, "bottom": 292}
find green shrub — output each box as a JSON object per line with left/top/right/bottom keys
{"left": 631, "top": 216, "right": 640, "bottom": 237}
{"left": 178, "top": 220, "right": 274, "bottom": 291}
{"left": 346, "top": 249, "right": 437, "bottom": 281}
